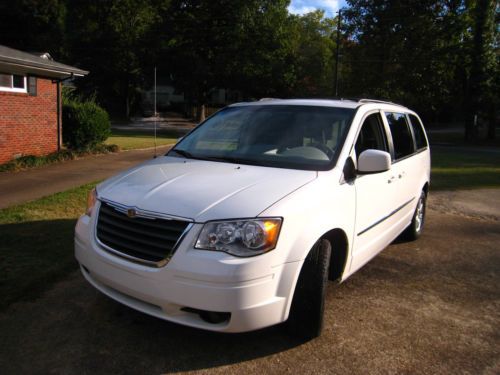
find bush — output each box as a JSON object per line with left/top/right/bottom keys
{"left": 63, "top": 99, "right": 111, "bottom": 151}
{"left": 0, "top": 145, "right": 120, "bottom": 173}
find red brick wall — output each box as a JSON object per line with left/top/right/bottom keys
{"left": 0, "top": 78, "right": 59, "bottom": 164}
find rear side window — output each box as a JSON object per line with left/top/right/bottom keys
{"left": 385, "top": 112, "right": 414, "bottom": 160}
{"left": 408, "top": 114, "right": 428, "bottom": 150}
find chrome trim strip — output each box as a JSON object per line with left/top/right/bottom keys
{"left": 357, "top": 197, "right": 415, "bottom": 236}
{"left": 99, "top": 197, "right": 194, "bottom": 222}
{"left": 94, "top": 201, "right": 194, "bottom": 268}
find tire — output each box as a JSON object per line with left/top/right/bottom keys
{"left": 403, "top": 190, "right": 427, "bottom": 241}
{"left": 286, "top": 239, "right": 331, "bottom": 340}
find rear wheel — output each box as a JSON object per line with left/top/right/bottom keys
{"left": 286, "top": 239, "right": 331, "bottom": 340}
{"left": 403, "top": 190, "right": 427, "bottom": 241}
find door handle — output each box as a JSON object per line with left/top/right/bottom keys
{"left": 398, "top": 171, "right": 405, "bottom": 179}
{"left": 388, "top": 176, "right": 395, "bottom": 184}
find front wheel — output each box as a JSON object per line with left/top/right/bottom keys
{"left": 403, "top": 190, "right": 427, "bottom": 241}
{"left": 286, "top": 239, "right": 331, "bottom": 340}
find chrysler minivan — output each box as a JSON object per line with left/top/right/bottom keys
{"left": 75, "top": 99, "right": 430, "bottom": 339}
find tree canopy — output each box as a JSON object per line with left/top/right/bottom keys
{"left": 0, "top": 0, "right": 497, "bottom": 137}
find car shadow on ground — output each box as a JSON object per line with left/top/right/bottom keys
{"left": 76, "top": 293, "right": 307, "bottom": 373}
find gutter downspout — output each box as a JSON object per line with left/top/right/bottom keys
{"left": 52, "top": 73, "right": 74, "bottom": 152}
{"left": 56, "top": 81, "right": 61, "bottom": 151}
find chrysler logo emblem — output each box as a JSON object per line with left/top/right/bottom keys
{"left": 127, "top": 208, "right": 137, "bottom": 218}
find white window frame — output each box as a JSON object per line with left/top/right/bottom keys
{"left": 0, "top": 74, "right": 28, "bottom": 93}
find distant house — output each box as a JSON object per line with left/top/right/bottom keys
{"left": 0, "top": 45, "right": 88, "bottom": 164}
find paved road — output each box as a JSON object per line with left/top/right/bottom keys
{"left": 0, "top": 146, "right": 171, "bottom": 209}
{"left": 0, "top": 208, "right": 498, "bottom": 374}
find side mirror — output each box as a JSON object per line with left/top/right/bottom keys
{"left": 358, "top": 149, "right": 391, "bottom": 174}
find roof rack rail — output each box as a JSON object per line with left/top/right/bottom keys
{"left": 358, "top": 98, "right": 402, "bottom": 106}
{"left": 259, "top": 97, "right": 280, "bottom": 101}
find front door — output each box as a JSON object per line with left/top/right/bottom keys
{"left": 350, "top": 111, "right": 400, "bottom": 273}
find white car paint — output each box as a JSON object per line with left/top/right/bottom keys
{"left": 75, "top": 99, "right": 430, "bottom": 333}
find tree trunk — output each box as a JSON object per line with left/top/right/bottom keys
{"left": 198, "top": 104, "right": 206, "bottom": 123}
{"left": 125, "top": 95, "right": 130, "bottom": 119}
{"left": 487, "top": 105, "right": 496, "bottom": 139}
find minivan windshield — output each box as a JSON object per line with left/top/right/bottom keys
{"left": 170, "top": 105, "right": 354, "bottom": 170}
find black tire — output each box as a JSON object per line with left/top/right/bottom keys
{"left": 286, "top": 239, "right": 331, "bottom": 340}
{"left": 403, "top": 190, "right": 427, "bottom": 241}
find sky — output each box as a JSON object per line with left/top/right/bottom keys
{"left": 288, "top": 0, "right": 346, "bottom": 17}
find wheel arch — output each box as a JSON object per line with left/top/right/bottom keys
{"left": 423, "top": 181, "right": 429, "bottom": 195}
{"left": 321, "top": 228, "right": 349, "bottom": 282}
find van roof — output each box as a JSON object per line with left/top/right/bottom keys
{"left": 230, "top": 98, "right": 407, "bottom": 110}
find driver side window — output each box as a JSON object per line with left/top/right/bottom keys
{"left": 355, "top": 113, "right": 388, "bottom": 159}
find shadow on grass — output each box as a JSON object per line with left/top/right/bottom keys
{"left": 0, "top": 219, "right": 78, "bottom": 310}
{"left": 431, "top": 146, "right": 500, "bottom": 190}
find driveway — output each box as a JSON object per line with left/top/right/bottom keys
{"left": 0, "top": 196, "right": 498, "bottom": 374}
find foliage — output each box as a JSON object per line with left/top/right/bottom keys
{"left": 163, "top": 0, "right": 295, "bottom": 113}
{"left": 1, "top": 0, "right": 497, "bottom": 139}
{"left": 0, "top": 0, "right": 67, "bottom": 58}
{"left": 0, "top": 145, "right": 119, "bottom": 173}
{"left": 65, "top": 0, "right": 169, "bottom": 117}
{"left": 62, "top": 98, "right": 111, "bottom": 151}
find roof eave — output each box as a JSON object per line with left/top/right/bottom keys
{"left": 0, "top": 60, "right": 88, "bottom": 79}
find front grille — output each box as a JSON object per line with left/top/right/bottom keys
{"left": 96, "top": 202, "right": 190, "bottom": 264}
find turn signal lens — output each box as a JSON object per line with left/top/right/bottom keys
{"left": 86, "top": 188, "right": 97, "bottom": 216}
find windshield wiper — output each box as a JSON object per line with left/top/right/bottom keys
{"left": 169, "top": 149, "right": 194, "bottom": 159}
{"left": 203, "top": 155, "right": 258, "bottom": 165}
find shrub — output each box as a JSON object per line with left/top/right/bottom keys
{"left": 63, "top": 99, "right": 111, "bottom": 151}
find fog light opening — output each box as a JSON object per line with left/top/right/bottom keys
{"left": 181, "top": 307, "right": 231, "bottom": 324}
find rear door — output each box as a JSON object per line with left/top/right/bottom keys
{"left": 383, "top": 112, "right": 419, "bottom": 232}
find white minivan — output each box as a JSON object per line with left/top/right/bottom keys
{"left": 75, "top": 99, "right": 430, "bottom": 339}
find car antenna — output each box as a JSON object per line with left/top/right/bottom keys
{"left": 153, "top": 66, "right": 157, "bottom": 159}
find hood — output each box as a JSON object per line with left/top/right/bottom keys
{"left": 97, "top": 156, "right": 317, "bottom": 222}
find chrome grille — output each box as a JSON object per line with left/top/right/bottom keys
{"left": 96, "top": 202, "right": 190, "bottom": 265}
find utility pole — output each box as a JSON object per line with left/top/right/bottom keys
{"left": 334, "top": 9, "right": 342, "bottom": 97}
{"left": 154, "top": 66, "right": 157, "bottom": 158}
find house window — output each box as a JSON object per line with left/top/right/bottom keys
{"left": 0, "top": 73, "right": 27, "bottom": 93}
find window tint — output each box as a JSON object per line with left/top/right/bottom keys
{"left": 385, "top": 112, "right": 414, "bottom": 159}
{"left": 408, "top": 114, "right": 428, "bottom": 149}
{"left": 355, "top": 113, "right": 388, "bottom": 158}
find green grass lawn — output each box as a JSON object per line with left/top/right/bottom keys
{"left": 106, "top": 130, "right": 178, "bottom": 150}
{"left": 0, "top": 183, "right": 96, "bottom": 311}
{"left": 431, "top": 147, "right": 500, "bottom": 190}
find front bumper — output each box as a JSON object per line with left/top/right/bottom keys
{"left": 75, "top": 213, "right": 302, "bottom": 333}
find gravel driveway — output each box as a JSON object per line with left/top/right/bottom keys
{"left": 0, "top": 192, "right": 499, "bottom": 374}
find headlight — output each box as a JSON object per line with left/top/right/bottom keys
{"left": 195, "top": 218, "right": 282, "bottom": 257}
{"left": 86, "top": 188, "right": 97, "bottom": 216}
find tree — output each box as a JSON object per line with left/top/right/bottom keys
{"left": 66, "top": 0, "right": 167, "bottom": 118}
{"left": 163, "top": 0, "right": 294, "bottom": 120}
{"left": 465, "top": 0, "right": 498, "bottom": 140}
{"left": 287, "top": 11, "right": 337, "bottom": 97}
{"left": 0, "top": 0, "right": 66, "bottom": 58}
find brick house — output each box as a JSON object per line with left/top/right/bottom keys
{"left": 0, "top": 45, "right": 88, "bottom": 164}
